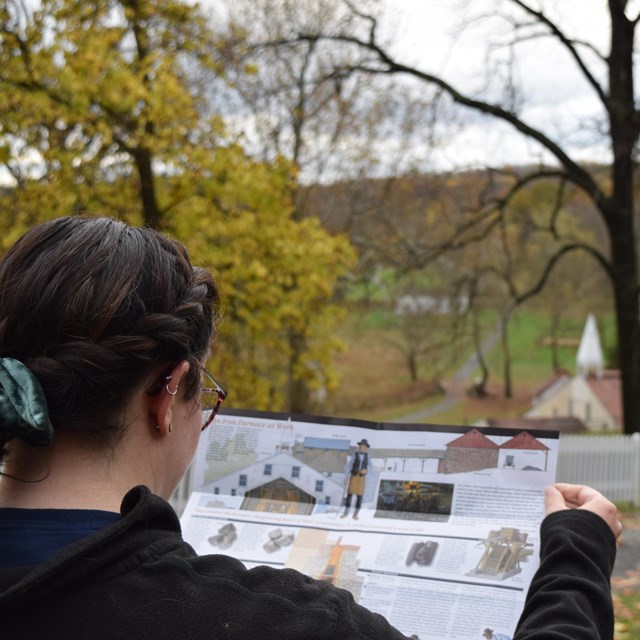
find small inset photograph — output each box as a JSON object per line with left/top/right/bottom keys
{"left": 208, "top": 522, "right": 238, "bottom": 550}
{"left": 405, "top": 540, "right": 439, "bottom": 567}
{"left": 375, "top": 480, "right": 454, "bottom": 521}
{"left": 263, "top": 527, "right": 296, "bottom": 553}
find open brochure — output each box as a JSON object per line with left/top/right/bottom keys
{"left": 180, "top": 409, "right": 559, "bottom": 640}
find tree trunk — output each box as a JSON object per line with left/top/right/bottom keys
{"left": 471, "top": 306, "right": 489, "bottom": 397}
{"left": 604, "top": 3, "right": 639, "bottom": 434}
{"left": 408, "top": 350, "right": 418, "bottom": 382}
{"left": 132, "top": 147, "right": 162, "bottom": 230}
{"left": 287, "top": 330, "right": 310, "bottom": 413}
{"left": 501, "top": 309, "right": 513, "bottom": 399}
{"left": 607, "top": 211, "right": 640, "bottom": 434}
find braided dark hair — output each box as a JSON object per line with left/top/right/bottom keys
{"left": 0, "top": 216, "right": 220, "bottom": 453}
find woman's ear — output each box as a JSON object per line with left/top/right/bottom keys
{"left": 149, "top": 361, "right": 190, "bottom": 435}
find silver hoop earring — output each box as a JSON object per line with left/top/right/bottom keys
{"left": 166, "top": 384, "right": 179, "bottom": 396}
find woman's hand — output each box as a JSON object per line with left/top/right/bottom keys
{"left": 545, "top": 483, "right": 622, "bottom": 541}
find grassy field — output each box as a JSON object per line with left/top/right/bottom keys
{"left": 614, "top": 508, "right": 640, "bottom": 640}
{"left": 615, "top": 591, "right": 640, "bottom": 640}
{"left": 323, "top": 304, "right": 615, "bottom": 425}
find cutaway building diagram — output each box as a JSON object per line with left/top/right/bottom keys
{"left": 467, "top": 528, "right": 533, "bottom": 581}
{"left": 201, "top": 450, "right": 344, "bottom": 515}
{"left": 286, "top": 529, "right": 364, "bottom": 600}
{"left": 498, "top": 431, "right": 550, "bottom": 470}
{"left": 316, "top": 537, "right": 361, "bottom": 584}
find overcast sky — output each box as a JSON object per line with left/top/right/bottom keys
{"left": 376, "top": 0, "right": 622, "bottom": 170}
{"left": 3, "top": 1, "right": 634, "bottom": 185}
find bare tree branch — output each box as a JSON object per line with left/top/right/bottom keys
{"left": 289, "top": 31, "right": 607, "bottom": 208}
{"left": 513, "top": 242, "right": 613, "bottom": 305}
{"left": 509, "top": 0, "right": 608, "bottom": 104}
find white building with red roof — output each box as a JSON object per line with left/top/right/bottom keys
{"left": 437, "top": 429, "right": 551, "bottom": 474}
{"left": 526, "top": 315, "right": 622, "bottom": 432}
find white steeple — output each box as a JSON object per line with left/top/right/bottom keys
{"left": 576, "top": 313, "right": 604, "bottom": 378}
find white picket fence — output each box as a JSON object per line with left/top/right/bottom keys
{"left": 556, "top": 433, "right": 640, "bottom": 505}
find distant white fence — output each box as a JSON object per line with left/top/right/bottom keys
{"left": 556, "top": 433, "right": 640, "bottom": 505}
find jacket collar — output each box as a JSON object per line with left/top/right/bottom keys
{"left": 0, "top": 486, "right": 183, "bottom": 610}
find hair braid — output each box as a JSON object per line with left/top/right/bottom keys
{"left": 0, "top": 216, "right": 220, "bottom": 453}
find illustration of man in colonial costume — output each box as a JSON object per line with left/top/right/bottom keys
{"left": 340, "top": 439, "right": 370, "bottom": 520}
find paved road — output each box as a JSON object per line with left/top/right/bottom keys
{"left": 391, "top": 322, "right": 501, "bottom": 424}
{"left": 614, "top": 510, "right": 640, "bottom": 578}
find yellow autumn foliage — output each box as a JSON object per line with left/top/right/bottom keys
{"left": 0, "top": 0, "right": 356, "bottom": 411}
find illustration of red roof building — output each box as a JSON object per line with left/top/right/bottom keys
{"left": 499, "top": 431, "right": 550, "bottom": 471}
{"left": 438, "top": 429, "right": 499, "bottom": 474}
{"left": 500, "top": 431, "right": 549, "bottom": 451}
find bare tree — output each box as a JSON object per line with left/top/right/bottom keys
{"left": 210, "top": 0, "right": 445, "bottom": 412}
{"left": 286, "top": 0, "right": 640, "bottom": 433}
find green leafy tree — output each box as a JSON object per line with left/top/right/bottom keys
{"left": 169, "top": 147, "right": 355, "bottom": 409}
{"left": 209, "top": 0, "right": 439, "bottom": 411}
{"left": 0, "top": 0, "right": 220, "bottom": 231}
{"left": 0, "top": 0, "right": 354, "bottom": 411}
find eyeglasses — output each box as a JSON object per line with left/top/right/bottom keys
{"left": 200, "top": 369, "right": 227, "bottom": 431}
{"left": 146, "top": 366, "right": 227, "bottom": 431}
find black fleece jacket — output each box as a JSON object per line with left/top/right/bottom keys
{"left": 0, "top": 486, "right": 616, "bottom": 640}
{"left": 515, "top": 508, "right": 616, "bottom": 640}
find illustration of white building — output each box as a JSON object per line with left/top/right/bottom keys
{"left": 201, "top": 451, "right": 344, "bottom": 515}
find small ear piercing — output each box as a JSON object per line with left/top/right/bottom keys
{"left": 168, "top": 423, "right": 173, "bottom": 433}
{"left": 154, "top": 424, "right": 173, "bottom": 432}
{"left": 166, "top": 384, "right": 179, "bottom": 396}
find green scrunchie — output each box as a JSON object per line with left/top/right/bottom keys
{"left": 0, "top": 357, "right": 53, "bottom": 447}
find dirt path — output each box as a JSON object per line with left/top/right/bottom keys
{"left": 614, "top": 510, "right": 640, "bottom": 580}
{"left": 391, "top": 322, "right": 501, "bottom": 424}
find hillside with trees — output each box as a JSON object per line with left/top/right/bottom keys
{"left": 259, "top": 0, "right": 640, "bottom": 434}
{"left": 0, "top": 0, "right": 632, "bottom": 431}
